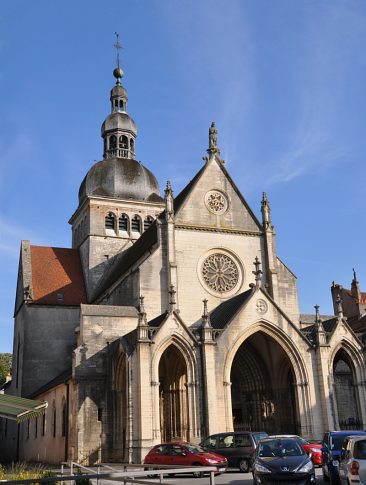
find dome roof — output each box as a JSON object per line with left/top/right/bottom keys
{"left": 78, "top": 157, "right": 162, "bottom": 204}
{"left": 101, "top": 112, "right": 137, "bottom": 135}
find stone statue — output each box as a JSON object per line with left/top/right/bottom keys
{"left": 209, "top": 122, "right": 218, "bottom": 148}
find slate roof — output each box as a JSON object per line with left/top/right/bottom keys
{"left": 91, "top": 221, "right": 158, "bottom": 302}
{"left": 148, "top": 311, "right": 169, "bottom": 328}
{"left": 30, "top": 246, "right": 87, "bottom": 306}
{"left": 210, "top": 289, "right": 253, "bottom": 329}
{"left": 28, "top": 367, "right": 72, "bottom": 399}
{"left": 301, "top": 317, "right": 338, "bottom": 344}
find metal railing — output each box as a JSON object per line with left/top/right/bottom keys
{"left": 1, "top": 461, "right": 220, "bottom": 485}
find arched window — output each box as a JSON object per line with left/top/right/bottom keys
{"left": 109, "top": 135, "right": 117, "bottom": 150}
{"left": 105, "top": 212, "right": 116, "bottom": 230}
{"left": 144, "top": 216, "right": 154, "bottom": 231}
{"left": 119, "top": 214, "right": 128, "bottom": 232}
{"left": 52, "top": 401, "right": 56, "bottom": 438}
{"left": 130, "top": 138, "right": 134, "bottom": 154}
{"left": 131, "top": 215, "right": 141, "bottom": 233}
{"left": 62, "top": 399, "right": 67, "bottom": 437}
{"left": 42, "top": 412, "right": 46, "bottom": 436}
{"left": 119, "top": 135, "right": 128, "bottom": 149}
{"left": 119, "top": 100, "right": 124, "bottom": 110}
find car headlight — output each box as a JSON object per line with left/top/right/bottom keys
{"left": 298, "top": 461, "right": 314, "bottom": 473}
{"left": 206, "top": 458, "right": 220, "bottom": 464}
{"left": 254, "top": 463, "right": 271, "bottom": 473}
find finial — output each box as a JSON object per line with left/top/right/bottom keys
{"left": 314, "top": 304, "right": 321, "bottom": 327}
{"left": 168, "top": 284, "right": 176, "bottom": 312}
{"left": 336, "top": 294, "right": 344, "bottom": 319}
{"left": 165, "top": 180, "right": 173, "bottom": 196}
{"left": 113, "top": 32, "right": 124, "bottom": 84}
{"left": 252, "top": 257, "right": 263, "bottom": 288}
{"left": 207, "top": 122, "right": 220, "bottom": 157}
{"left": 202, "top": 298, "right": 212, "bottom": 328}
{"left": 353, "top": 268, "right": 358, "bottom": 283}
{"left": 138, "top": 295, "right": 147, "bottom": 326}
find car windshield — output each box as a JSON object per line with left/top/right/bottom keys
{"left": 253, "top": 432, "right": 269, "bottom": 444}
{"left": 331, "top": 434, "right": 362, "bottom": 450}
{"left": 185, "top": 444, "right": 205, "bottom": 453}
{"left": 258, "top": 439, "right": 305, "bottom": 457}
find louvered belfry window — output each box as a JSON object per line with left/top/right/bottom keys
{"left": 144, "top": 216, "right": 153, "bottom": 231}
{"left": 119, "top": 214, "right": 128, "bottom": 231}
{"left": 105, "top": 212, "right": 115, "bottom": 230}
{"left": 131, "top": 215, "right": 141, "bottom": 232}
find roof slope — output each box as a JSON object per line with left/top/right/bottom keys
{"left": 31, "top": 246, "right": 87, "bottom": 305}
{"left": 0, "top": 394, "right": 48, "bottom": 423}
{"left": 91, "top": 221, "right": 158, "bottom": 301}
{"left": 210, "top": 289, "right": 253, "bottom": 329}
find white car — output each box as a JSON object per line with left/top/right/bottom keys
{"left": 339, "top": 435, "right": 366, "bottom": 484}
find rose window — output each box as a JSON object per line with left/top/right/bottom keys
{"left": 205, "top": 190, "right": 228, "bottom": 214}
{"left": 202, "top": 253, "right": 239, "bottom": 293}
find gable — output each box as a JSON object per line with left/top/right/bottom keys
{"left": 174, "top": 157, "right": 262, "bottom": 232}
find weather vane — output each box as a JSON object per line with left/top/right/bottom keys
{"left": 113, "top": 32, "right": 122, "bottom": 68}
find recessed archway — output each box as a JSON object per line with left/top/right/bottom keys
{"left": 159, "top": 344, "right": 189, "bottom": 442}
{"left": 333, "top": 348, "right": 361, "bottom": 429}
{"left": 230, "top": 331, "right": 299, "bottom": 434}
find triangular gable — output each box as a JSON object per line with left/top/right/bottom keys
{"left": 173, "top": 157, "right": 262, "bottom": 232}
{"left": 212, "top": 286, "right": 312, "bottom": 346}
{"left": 148, "top": 310, "right": 198, "bottom": 345}
{"left": 325, "top": 317, "right": 363, "bottom": 347}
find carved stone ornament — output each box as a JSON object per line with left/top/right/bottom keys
{"left": 205, "top": 190, "right": 228, "bottom": 215}
{"left": 202, "top": 253, "right": 239, "bottom": 293}
{"left": 256, "top": 299, "right": 268, "bottom": 314}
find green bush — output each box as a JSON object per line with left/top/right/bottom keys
{"left": 1, "top": 463, "right": 59, "bottom": 484}
{"left": 74, "top": 468, "right": 92, "bottom": 485}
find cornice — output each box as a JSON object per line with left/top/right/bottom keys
{"left": 175, "top": 223, "right": 262, "bottom": 237}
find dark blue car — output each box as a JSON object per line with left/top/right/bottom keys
{"left": 322, "top": 430, "right": 366, "bottom": 484}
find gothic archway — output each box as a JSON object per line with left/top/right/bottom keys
{"left": 159, "top": 344, "right": 189, "bottom": 442}
{"left": 112, "top": 351, "right": 128, "bottom": 461}
{"left": 230, "top": 331, "right": 299, "bottom": 434}
{"left": 333, "top": 349, "right": 361, "bottom": 429}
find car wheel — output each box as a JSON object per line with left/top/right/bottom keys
{"left": 239, "top": 458, "right": 250, "bottom": 473}
{"left": 192, "top": 463, "right": 203, "bottom": 478}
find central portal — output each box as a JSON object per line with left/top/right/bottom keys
{"left": 159, "top": 344, "right": 189, "bottom": 442}
{"left": 231, "top": 331, "right": 298, "bottom": 435}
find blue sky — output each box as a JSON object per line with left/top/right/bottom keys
{"left": 1, "top": 0, "right": 366, "bottom": 353}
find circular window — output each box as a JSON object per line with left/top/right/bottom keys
{"left": 204, "top": 190, "right": 228, "bottom": 214}
{"left": 256, "top": 299, "right": 268, "bottom": 314}
{"left": 199, "top": 250, "right": 243, "bottom": 296}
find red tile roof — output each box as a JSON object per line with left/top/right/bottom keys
{"left": 30, "top": 246, "right": 87, "bottom": 305}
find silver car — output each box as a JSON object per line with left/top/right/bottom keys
{"left": 339, "top": 435, "right": 366, "bottom": 484}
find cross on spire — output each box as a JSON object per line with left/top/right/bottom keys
{"left": 113, "top": 32, "right": 122, "bottom": 68}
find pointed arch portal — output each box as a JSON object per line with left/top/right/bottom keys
{"left": 230, "top": 331, "right": 299, "bottom": 435}
{"left": 333, "top": 349, "right": 361, "bottom": 429}
{"left": 159, "top": 344, "right": 189, "bottom": 442}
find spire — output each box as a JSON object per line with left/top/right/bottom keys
{"left": 165, "top": 180, "right": 174, "bottom": 217}
{"left": 336, "top": 294, "right": 344, "bottom": 319}
{"left": 207, "top": 122, "right": 221, "bottom": 158}
{"left": 261, "top": 192, "right": 272, "bottom": 229}
{"left": 351, "top": 268, "right": 361, "bottom": 301}
{"left": 252, "top": 257, "right": 263, "bottom": 289}
{"left": 314, "top": 304, "right": 321, "bottom": 327}
{"left": 101, "top": 34, "right": 137, "bottom": 160}
{"left": 201, "top": 298, "right": 212, "bottom": 328}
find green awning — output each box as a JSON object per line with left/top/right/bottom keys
{"left": 0, "top": 393, "right": 48, "bottom": 423}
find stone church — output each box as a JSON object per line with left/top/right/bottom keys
{"left": 2, "top": 62, "right": 366, "bottom": 465}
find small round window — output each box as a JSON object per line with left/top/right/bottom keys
{"left": 204, "top": 190, "right": 228, "bottom": 215}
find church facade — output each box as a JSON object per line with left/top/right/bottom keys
{"left": 2, "top": 63, "right": 366, "bottom": 465}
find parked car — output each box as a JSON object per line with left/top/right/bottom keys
{"left": 200, "top": 431, "right": 268, "bottom": 472}
{"left": 266, "top": 434, "right": 322, "bottom": 466}
{"left": 252, "top": 436, "right": 316, "bottom": 484}
{"left": 339, "top": 435, "right": 366, "bottom": 484}
{"left": 143, "top": 442, "right": 228, "bottom": 478}
{"left": 322, "top": 430, "right": 366, "bottom": 484}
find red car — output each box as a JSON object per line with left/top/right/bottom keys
{"left": 299, "top": 438, "right": 322, "bottom": 466}
{"left": 144, "top": 441, "right": 228, "bottom": 477}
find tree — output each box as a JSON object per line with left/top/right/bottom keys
{"left": 0, "top": 353, "right": 12, "bottom": 386}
